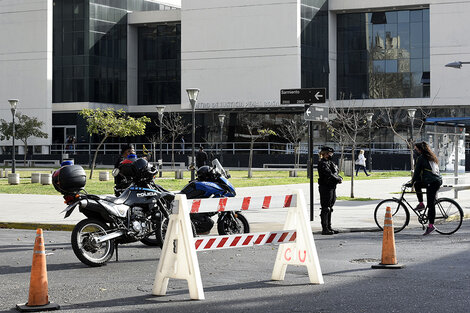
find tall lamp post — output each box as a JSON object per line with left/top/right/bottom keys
{"left": 156, "top": 105, "right": 165, "bottom": 178}
{"left": 218, "top": 114, "right": 226, "bottom": 165}
{"left": 407, "top": 108, "right": 417, "bottom": 175}
{"left": 8, "top": 99, "right": 18, "bottom": 174}
{"left": 186, "top": 88, "right": 200, "bottom": 180}
{"left": 365, "top": 112, "right": 374, "bottom": 173}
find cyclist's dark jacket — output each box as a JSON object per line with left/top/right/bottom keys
{"left": 318, "top": 158, "right": 342, "bottom": 187}
{"left": 412, "top": 155, "right": 442, "bottom": 185}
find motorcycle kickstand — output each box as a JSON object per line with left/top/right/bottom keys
{"left": 114, "top": 241, "right": 119, "bottom": 262}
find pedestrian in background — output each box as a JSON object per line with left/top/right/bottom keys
{"left": 196, "top": 146, "right": 208, "bottom": 168}
{"left": 180, "top": 136, "right": 185, "bottom": 154}
{"left": 405, "top": 141, "right": 442, "bottom": 235}
{"left": 355, "top": 149, "right": 370, "bottom": 176}
{"left": 317, "top": 146, "right": 343, "bottom": 235}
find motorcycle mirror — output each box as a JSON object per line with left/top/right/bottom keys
{"left": 112, "top": 168, "right": 120, "bottom": 177}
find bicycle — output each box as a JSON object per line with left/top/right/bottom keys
{"left": 374, "top": 183, "right": 464, "bottom": 235}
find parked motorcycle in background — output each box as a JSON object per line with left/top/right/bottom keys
{"left": 52, "top": 160, "right": 174, "bottom": 267}
{"left": 179, "top": 159, "right": 250, "bottom": 235}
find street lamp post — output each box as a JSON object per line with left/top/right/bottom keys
{"left": 156, "top": 105, "right": 165, "bottom": 178}
{"left": 407, "top": 108, "right": 417, "bottom": 174}
{"left": 365, "top": 112, "right": 374, "bottom": 173}
{"left": 218, "top": 114, "right": 226, "bottom": 165}
{"left": 8, "top": 99, "right": 18, "bottom": 174}
{"left": 186, "top": 88, "right": 200, "bottom": 181}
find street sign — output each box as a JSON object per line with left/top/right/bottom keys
{"left": 304, "top": 105, "right": 328, "bottom": 122}
{"left": 280, "top": 88, "right": 326, "bottom": 105}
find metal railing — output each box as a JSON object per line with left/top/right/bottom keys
{"left": 46, "top": 141, "right": 414, "bottom": 156}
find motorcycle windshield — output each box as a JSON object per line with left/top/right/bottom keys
{"left": 212, "top": 159, "right": 228, "bottom": 178}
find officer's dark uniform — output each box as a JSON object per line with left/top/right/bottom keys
{"left": 317, "top": 147, "right": 342, "bottom": 235}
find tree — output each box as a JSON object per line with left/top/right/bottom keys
{"left": 0, "top": 112, "right": 48, "bottom": 164}
{"left": 278, "top": 119, "right": 307, "bottom": 168}
{"left": 381, "top": 106, "right": 432, "bottom": 175}
{"left": 327, "top": 100, "right": 370, "bottom": 198}
{"left": 160, "top": 112, "right": 191, "bottom": 168}
{"left": 240, "top": 116, "right": 276, "bottom": 178}
{"left": 79, "top": 108, "right": 150, "bottom": 179}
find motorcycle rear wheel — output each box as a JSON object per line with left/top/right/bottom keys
{"left": 71, "top": 219, "right": 115, "bottom": 267}
{"left": 217, "top": 212, "right": 250, "bottom": 235}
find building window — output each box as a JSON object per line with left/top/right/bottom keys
{"left": 301, "top": 0, "right": 329, "bottom": 91}
{"left": 337, "top": 8, "right": 430, "bottom": 100}
{"left": 138, "top": 23, "right": 181, "bottom": 105}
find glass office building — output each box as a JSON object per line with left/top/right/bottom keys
{"left": 138, "top": 23, "right": 181, "bottom": 105}
{"left": 53, "top": 0, "right": 177, "bottom": 105}
{"left": 301, "top": 0, "right": 329, "bottom": 91}
{"left": 337, "top": 9, "right": 430, "bottom": 100}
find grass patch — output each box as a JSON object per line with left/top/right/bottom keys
{"left": 0, "top": 168, "right": 411, "bottom": 195}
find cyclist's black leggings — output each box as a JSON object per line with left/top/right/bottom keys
{"left": 414, "top": 181, "right": 441, "bottom": 224}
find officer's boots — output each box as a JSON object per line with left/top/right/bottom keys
{"left": 327, "top": 210, "right": 339, "bottom": 234}
{"left": 320, "top": 210, "right": 334, "bottom": 235}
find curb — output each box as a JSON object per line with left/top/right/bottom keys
{"left": 0, "top": 222, "right": 75, "bottom": 232}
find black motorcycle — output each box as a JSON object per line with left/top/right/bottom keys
{"left": 53, "top": 160, "right": 173, "bottom": 267}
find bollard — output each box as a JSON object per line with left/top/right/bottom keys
{"left": 31, "top": 173, "right": 41, "bottom": 183}
{"left": 40, "top": 173, "right": 52, "bottom": 185}
{"left": 175, "top": 169, "right": 184, "bottom": 179}
{"left": 99, "top": 171, "right": 109, "bottom": 181}
{"left": 289, "top": 170, "right": 298, "bottom": 177}
{"left": 0, "top": 169, "right": 3, "bottom": 178}
{"left": 8, "top": 173, "right": 20, "bottom": 185}
{"left": 4, "top": 169, "right": 9, "bottom": 178}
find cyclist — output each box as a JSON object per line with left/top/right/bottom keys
{"left": 317, "top": 146, "right": 343, "bottom": 235}
{"left": 405, "top": 141, "right": 442, "bottom": 235}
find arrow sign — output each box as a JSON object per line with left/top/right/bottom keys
{"left": 304, "top": 105, "right": 328, "bottom": 122}
{"left": 280, "top": 88, "right": 326, "bottom": 105}
{"left": 314, "top": 91, "right": 324, "bottom": 101}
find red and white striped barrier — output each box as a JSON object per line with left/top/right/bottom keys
{"left": 194, "top": 230, "right": 297, "bottom": 251}
{"left": 190, "top": 194, "right": 297, "bottom": 213}
{"left": 153, "top": 190, "right": 323, "bottom": 300}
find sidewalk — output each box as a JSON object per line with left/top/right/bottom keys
{"left": 0, "top": 176, "right": 468, "bottom": 233}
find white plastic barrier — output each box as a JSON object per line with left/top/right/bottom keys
{"left": 153, "top": 189, "right": 323, "bottom": 300}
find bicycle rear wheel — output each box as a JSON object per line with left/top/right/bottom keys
{"left": 433, "top": 198, "right": 463, "bottom": 235}
{"left": 374, "top": 199, "right": 410, "bottom": 233}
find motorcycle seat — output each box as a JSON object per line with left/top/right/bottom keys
{"left": 102, "top": 195, "right": 127, "bottom": 205}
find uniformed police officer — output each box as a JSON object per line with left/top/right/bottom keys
{"left": 317, "top": 146, "right": 342, "bottom": 235}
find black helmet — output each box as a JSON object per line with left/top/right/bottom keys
{"left": 133, "top": 158, "right": 149, "bottom": 173}
{"left": 132, "top": 158, "right": 157, "bottom": 181}
{"left": 197, "top": 166, "right": 212, "bottom": 181}
{"left": 320, "top": 146, "right": 334, "bottom": 153}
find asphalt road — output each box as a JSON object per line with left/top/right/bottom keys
{"left": 1, "top": 224, "right": 469, "bottom": 313}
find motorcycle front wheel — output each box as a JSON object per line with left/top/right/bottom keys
{"left": 71, "top": 219, "right": 115, "bottom": 267}
{"left": 153, "top": 216, "right": 197, "bottom": 247}
{"left": 217, "top": 212, "right": 250, "bottom": 235}
{"left": 140, "top": 216, "right": 167, "bottom": 248}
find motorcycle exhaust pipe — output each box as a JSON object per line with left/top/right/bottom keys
{"left": 95, "top": 230, "right": 125, "bottom": 243}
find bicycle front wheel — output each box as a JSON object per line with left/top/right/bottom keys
{"left": 433, "top": 198, "right": 463, "bottom": 235}
{"left": 374, "top": 199, "right": 410, "bottom": 233}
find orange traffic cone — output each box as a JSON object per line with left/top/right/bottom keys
{"left": 16, "top": 229, "right": 60, "bottom": 312}
{"left": 371, "top": 207, "right": 404, "bottom": 269}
